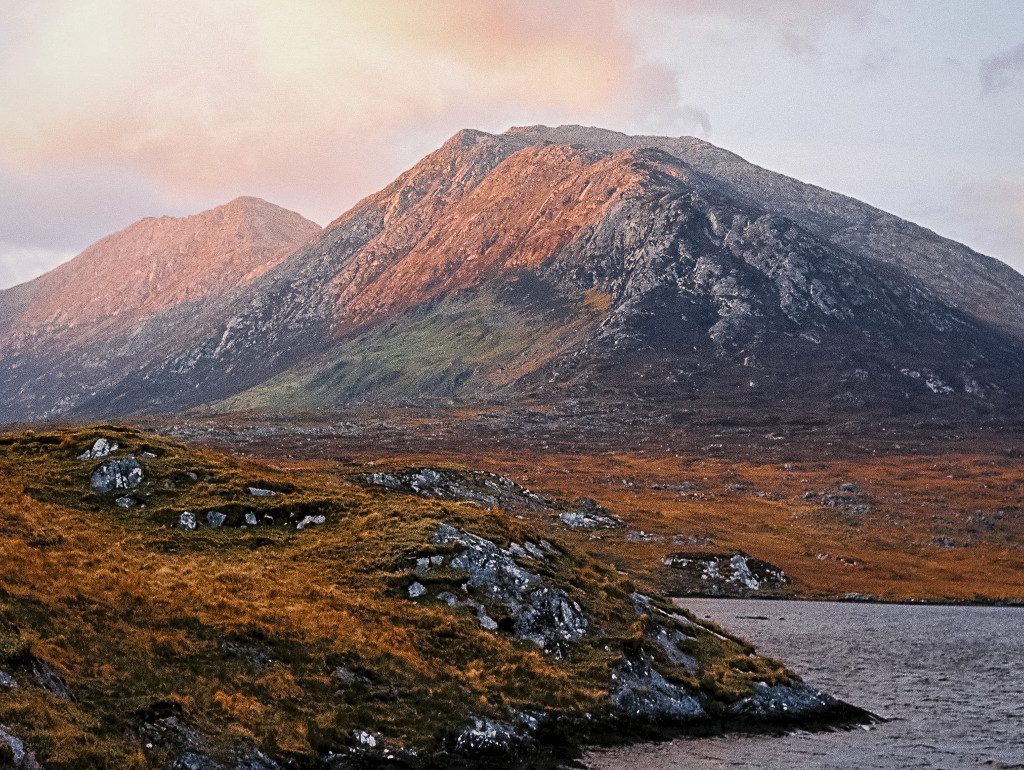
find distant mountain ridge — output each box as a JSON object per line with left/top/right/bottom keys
{"left": 0, "top": 196, "right": 320, "bottom": 345}
{"left": 1, "top": 125, "right": 1022, "bottom": 424}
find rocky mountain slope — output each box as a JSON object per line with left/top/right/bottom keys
{"left": 0, "top": 197, "right": 320, "bottom": 420}
{"left": 2, "top": 126, "right": 1023, "bottom": 424}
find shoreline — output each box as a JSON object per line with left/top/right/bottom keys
{"left": 671, "top": 593, "right": 1024, "bottom": 609}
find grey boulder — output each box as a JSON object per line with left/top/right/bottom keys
{"left": 0, "top": 724, "right": 41, "bottom": 769}
{"left": 728, "top": 680, "right": 843, "bottom": 719}
{"left": 90, "top": 457, "right": 144, "bottom": 494}
{"left": 77, "top": 438, "right": 118, "bottom": 460}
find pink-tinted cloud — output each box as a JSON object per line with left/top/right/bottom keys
{"left": 0, "top": 0, "right": 697, "bottom": 223}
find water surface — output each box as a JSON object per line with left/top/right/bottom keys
{"left": 585, "top": 599, "right": 1024, "bottom": 769}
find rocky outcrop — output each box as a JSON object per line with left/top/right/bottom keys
{"left": 90, "top": 457, "right": 144, "bottom": 494}
{"left": 365, "top": 467, "right": 552, "bottom": 511}
{"left": 420, "top": 523, "right": 587, "bottom": 656}
{"left": 809, "top": 483, "right": 875, "bottom": 517}
{"left": 366, "top": 468, "right": 629, "bottom": 533}
{"left": 450, "top": 715, "right": 539, "bottom": 759}
{"left": 30, "top": 658, "right": 73, "bottom": 700}
{"left": 611, "top": 649, "right": 705, "bottom": 722}
{"left": 77, "top": 437, "right": 118, "bottom": 460}
{"left": 558, "top": 499, "right": 624, "bottom": 530}
{"left": 0, "top": 725, "right": 41, "bottom": 769}
{"left": 662, "top": 553, "right": 788, "bottom": 596}
{"left": 728, "top": 681, "right": 847, "bottom": 721}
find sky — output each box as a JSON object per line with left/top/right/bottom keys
{"left": 0, "top": 0, "right": 1022, "bottom": 288}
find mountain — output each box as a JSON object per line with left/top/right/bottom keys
{"left": 2, "top": 126, "right": 1023, "bottom": 424}
{"left": 0, "top": 197, "right": 320, "bottom": 419}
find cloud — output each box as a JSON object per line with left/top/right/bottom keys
{"left": 980, "top": 41, "right": 1024, "bottom": 95}
{"left": 0, "top": 0, "right": 689, "bottom": 223}
{"left": 630, "top": 0, "right": 880, "bottom": 58}
{"left": 0, "top": 242, "right": 76, "bottom": 290}
{"left": 0, "top": 164, "right": 185, "bottom": 251}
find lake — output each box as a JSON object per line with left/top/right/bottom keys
{"left": 584, "top": 598, "right": 1024, "bottom": 769}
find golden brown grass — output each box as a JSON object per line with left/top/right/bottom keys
{"left": 0, "top": 426, "right": 783, "bottom": 768}
{"left": 297, "top": 439, "right": 1024, "bottom": 604}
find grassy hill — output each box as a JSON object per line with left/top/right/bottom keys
{"left": 0, "top": 426, "right": 868, "bottom": 768}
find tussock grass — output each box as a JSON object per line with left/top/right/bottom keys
{"left": 0, "top": 425, "right": 777, "bottom": 767}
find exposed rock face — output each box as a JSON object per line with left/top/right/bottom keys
{"left": 451, "top": 715, "right": 537, "bottom": 757}
{"left": 559, "top": 499, "right": 624, "bottom": 530}
{"left": 425, "top": 523, "right": 588, "bottom": 656}
{"left": 365, "top": 467, "right": 551, "bottom": 511}
{"left": 812, "top": 484, "right": 875, "bottom": 517}
{"left": 610, "top": 650, "right": 705, "bottom": 722}
{"left": 728, "top": 681, "right": 845, "bottom": 720}
{"left": 30, "top": 659, "right": 72, "bottom": 700}
{"left": 367, "top": 468, "right": 627, "bottom": 535}
{"left": 90, "top": 457, "right": 144, "bottom": 494}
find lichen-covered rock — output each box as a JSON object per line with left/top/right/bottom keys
{"left": 247, "top": 487, "right": 277, "bottom": 497}
{"left": 513, "top": 587, "right": 589, "bottom": 650}
{"left": 0, "top": 670, "right": 15, "bottom": 689}
{"left": 662, "top": 552, "right": 788, "bottom": 595}
{"left": 232, "top": 748, "right": 281, "bottom": 770}
{"left": 171, "top": 752, "right": 222, "bottom": 770}
{"left": 90, "top": 457, "right": 144, "bottom": 493}
{"left": 728, "top": 680, "right": 844, "bottom": 721}
{"left": 296, "top": 514, "right": 326, "bottom": 530}
{"left": 179, "top": 512, "right": 197, "bottom": 530}
{"left": 558, "top": 503, "right": 624, "bottom": 530}
{"left": 428, "top": 523, "right": 588, "bottom": 655}
{"left": 0, "top": 724, "right": 41, "bottom": 769}
{"left": 115, "top": 496, "right": 136, "bottom": 509}
{"left": 206, "top": 511, "right": 226, "bottom": 528}
{"left": 610, "top": 650, "right": 705, "bottom": 722}
{"left": 818, "top": 485, "right": 875, "bottom": 516}
{"left": 140, "top": 703, "right": 219, "bottom": 769}
{"left": 450, "top": 715, "right": 537, "bottom": 757}
{"left": 77, "top": 438, "right": 118, "bottom": 460}
{"left": 366, "top": 468, "right": 552, "bottom": 511}
{"left": 30, "top": 658, "right": 72, "bottom": 700}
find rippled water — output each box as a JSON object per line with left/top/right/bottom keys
{"left": 585, "top": 599, "right": 1024, "bottom": 769}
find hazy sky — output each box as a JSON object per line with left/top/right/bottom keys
{"left": 1, "top": 0, "right": 1022, "bottom": 288}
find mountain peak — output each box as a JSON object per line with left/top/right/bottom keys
{"left": 3, "top": 198, "right": 321, "bottom": 344}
